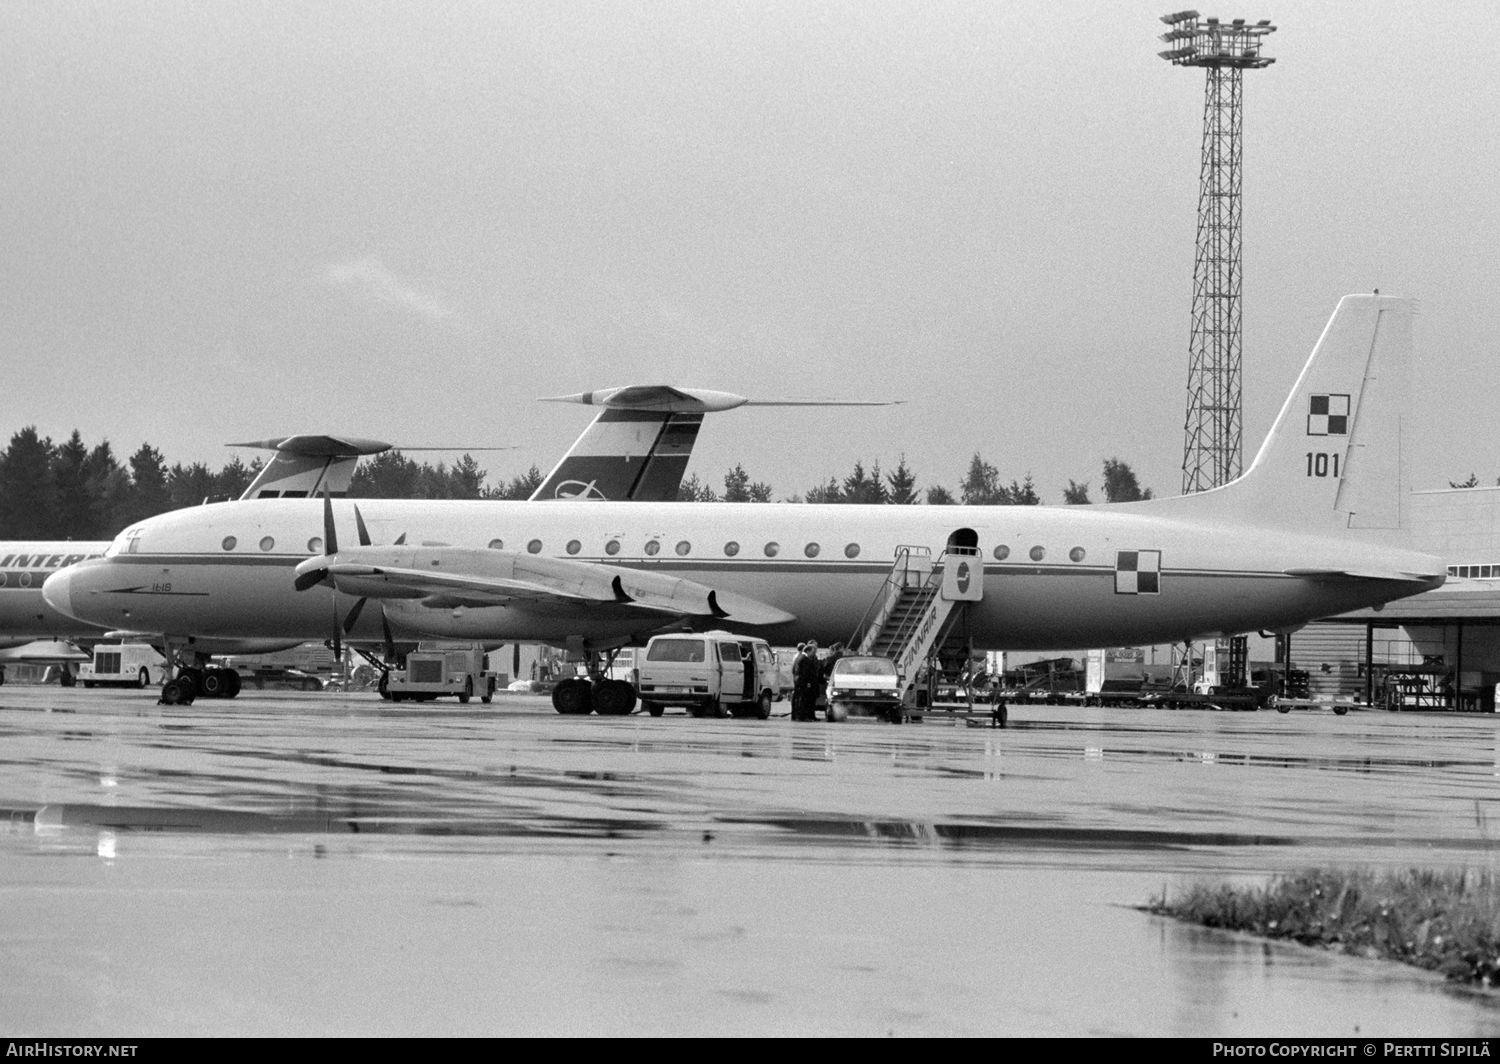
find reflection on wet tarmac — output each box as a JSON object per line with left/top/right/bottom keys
{"left": 2, "top": 688, "right": 1499, "bottom": 1035}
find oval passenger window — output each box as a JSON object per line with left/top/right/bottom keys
{"left": 993, "top": 545, "right": 1009, "bottom": 561}
{"left": 804, "top": 543, "right": 820, "bottom": 558}
{"left": 566, "top": 540, "right": 581, "bottom": 555}
{"left": 764, "top": 542, "right": 780, "bottom": 557}
{"left": 1029, "top": 546, "right": 1045, "bottom": 562}
{"left": 844, "top": 543, "right": 860, "bottom": 559}
{"left": 527, "top": 539, "right": 542, "bottom": 554}
{"left": 724, "top": 541, "right": 740, "bottom": 557}
{"left": 676, "top": 541, "right": 691, "bottom": 556}
{"left": 488, "top": 538, "right": 504, "bottom": 550}
{"left": 644, "top": 541, "right": 661, "bottom": 556}
{"left": 222, "top": 536, "right": 237, "bottom": 552}
{"left": 1069, "top": 546, "right": 1086, "bottom": 563}
{"left": 260, "top": 536, "right": 275, "bottom": 552}
{"left": 605, "top": 539, "right": 621, "bottom": 556}
{"left": 307, "top": 537, "right": 322, "bottom": 553}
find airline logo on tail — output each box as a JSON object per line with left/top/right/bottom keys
{"left": 1306, "top": 394, "right": 1350, "bottom": 437}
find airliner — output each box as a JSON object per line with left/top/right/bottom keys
{"left": 45, "top": 296, "right": 1443, "bottom": 698}
{"left": 9, "top": 392, "right": 879, "bottom": 685}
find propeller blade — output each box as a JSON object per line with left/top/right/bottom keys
{"left": 294, "top": 568, "right": 329, "bottom": 592}
{"left": 342, "top": 596, "right": 367, "bottom": 634}
{"left": 322, "top": 487, "right": 339, "bottom": 556}
{"left": 354, "top": 506, "right": 371, "bottom": 547}
{"left": 381, "top": 607, "right": 396, "bottom": 662}
{"left": 331, "top": 594, "right": 343, "bottom": 665}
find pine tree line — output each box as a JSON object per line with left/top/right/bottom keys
{"left": 0, "top": 423, "right": 1155, "bottom": 539}
{"left": 680, "top": 453, "right": 1152, "bottom": 506}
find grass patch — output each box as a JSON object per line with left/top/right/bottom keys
{"left": 1147, "top": 868, "right": 1500, "bottom": 986}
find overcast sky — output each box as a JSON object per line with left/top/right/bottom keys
{"left": 3, "top": 0, "right": 1497, "bottom": 502}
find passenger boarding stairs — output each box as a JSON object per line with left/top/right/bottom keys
{"left": 851, "top": 545, "right": 984, "bottom": 698}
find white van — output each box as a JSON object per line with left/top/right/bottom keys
{"left": 79, "top": 644, "right": 168, "bottom": 689}
{"left": 636, "top": 631, "right": 779, "bottom": 719}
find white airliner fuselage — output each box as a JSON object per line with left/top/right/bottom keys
{"left": 42, "top": 498, "right": 1442, "bottom": 651}
{"left": 0, "top": 542, "right": 110, "bottom": 648}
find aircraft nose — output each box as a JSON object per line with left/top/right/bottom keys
{"left": 41, "top": 566, "right": 75, "bottom": 618}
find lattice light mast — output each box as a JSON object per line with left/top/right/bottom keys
{"left": 1159, "top": 12, "right": 1275, "bottom": 493}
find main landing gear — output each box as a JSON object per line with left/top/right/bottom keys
{"left": 550, "top": 647, "right": 639, "bottom": 716}
{"left": 159, "top": 664, "right": 242, "bottom": 706}
{"left": 551, "top": 676, "right": 637, "bottom": 716}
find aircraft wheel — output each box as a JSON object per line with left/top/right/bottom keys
{"left": 200, "top": 669, "right": 227, "bottom": 698}
{"left": 160, "top": 679, "right": 187, "bottom": 705}
{"left": 459, "top": 677, "right": 473, "bottom": 705}
{"left": 641, "top": 699, "right": 664, "bottom": 717}
{"left": 826, "top": 701, "right": 850, "bottom": 723}
{"left": 175, "top": 669, "right": 201, "bottom": 700}
{"left": 596, "top": 680, "right": 636, "bottom": 716}
{"left": 552, "top": 678, "right": 592, "bottom": 715}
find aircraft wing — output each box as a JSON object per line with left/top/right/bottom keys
{"left": 304, "top": 546, "right": 796, "bottom": 627}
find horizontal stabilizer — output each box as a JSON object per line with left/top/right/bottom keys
{"left": 540, "top": 385, "right": 899, "bottom": 414}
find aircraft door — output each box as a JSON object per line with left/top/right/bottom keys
{"left": 717, "top": 641, "right": 744, "bottom": 702}
{"left": 738, "top": 642, "right": 757, "bottom": 701}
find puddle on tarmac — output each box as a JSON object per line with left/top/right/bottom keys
{"left": 2, "top": 688, "right": 1500, "bottom": 1035}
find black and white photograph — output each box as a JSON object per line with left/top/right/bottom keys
{"left": 3, "top": 0, "right": 1500, "bottom": 1040}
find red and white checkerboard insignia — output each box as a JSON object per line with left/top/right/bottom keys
{"left": 1115, "top": 550, "right": 1161, "bottom": 595}
{"left": 1306, "top": 393, "right": 1350, "bottom": 437}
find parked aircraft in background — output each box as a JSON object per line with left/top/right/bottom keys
{"left": 531, "top": 385, "right": 896, "bottom": 501}
{"left": 47, "top": 296, "right": 1444, "bottom": 712}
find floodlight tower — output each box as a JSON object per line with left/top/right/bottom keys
{"left": 1159, "top": 11, "right": 1276, "bottom": 493}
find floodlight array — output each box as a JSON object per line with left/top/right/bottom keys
{"left": 1157, "top": 11, "right": 1276, "bottom": 69}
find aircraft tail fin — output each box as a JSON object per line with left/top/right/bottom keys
{"left": 529, "top": 409, "right": 702, "bottom": 502}
{"left": 1149, "top": 295, "right": 1413, "bottom": 538}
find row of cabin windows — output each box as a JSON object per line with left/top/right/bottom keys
{"left": 488, "top": 539, "right": 1089, "bottom": 563}
{"left": 220, "top": 536, "right": 323, "bottom": 553}
{"left": 1449, "top": 564, "right": 1499, "bottom": 579}
{"left": 215, "top": 534, "right": 1089, "bottom": 565}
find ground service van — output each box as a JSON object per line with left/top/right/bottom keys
{"left": 79, "top": 644, "right": 168, "bottom": 689}
{"left": 636, "top": 631, "right": 779, "bottom": 719}
{"left": 381, "top": 643, "right": 493, "bottom": 703}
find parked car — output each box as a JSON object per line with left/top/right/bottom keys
{"left": 825, "top": 655, "right": 904, "bottom": 723}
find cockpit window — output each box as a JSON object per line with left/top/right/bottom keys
{"left": 105, "top": 528, "right": 143, "bottom": 558}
